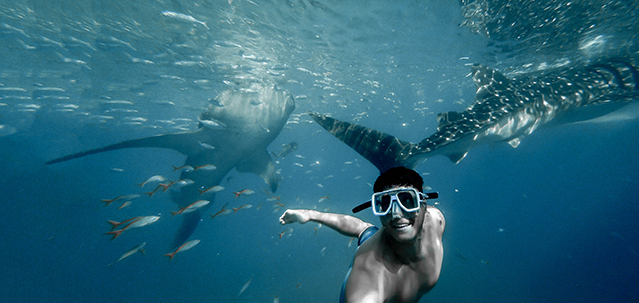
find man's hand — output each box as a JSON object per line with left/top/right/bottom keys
{"left": 279, "top": 209, "right": 312, "bottom": 225}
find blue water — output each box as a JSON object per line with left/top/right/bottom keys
{"left": 1, "top": 0, "right": 638, "bottom": 302}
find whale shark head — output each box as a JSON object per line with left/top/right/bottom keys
{"left": 200, "top": 83, "right": 295, "bottom": 135}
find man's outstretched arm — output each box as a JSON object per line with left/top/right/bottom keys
{"left": 279, "top": 209, "right": 373, "bottom": 238}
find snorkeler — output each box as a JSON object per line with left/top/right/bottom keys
{"left": 279, "top": 167, "right": 445, "bottom": 303}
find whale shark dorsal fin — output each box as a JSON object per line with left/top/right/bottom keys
{"left": 471, "top": 64, "right": 514, "bottom": 100}
{"left": 236, "top": 149, "right": 279, "bottom": 192}
{"left": 471, "top": 64, "right": 511, "bottom": 88}
{"left": 308, "top": 111, "right": 421, "bottom": 173}
{"left": 436, "top": 111, "right": 465, "bottom": 129}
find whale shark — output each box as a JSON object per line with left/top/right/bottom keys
{"left": 309, "top": 57, "right": 639, "bottom": 173}
{"left": 47, "top": 84, "right": 295, "bottom": 248}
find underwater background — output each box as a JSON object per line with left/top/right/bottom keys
{"left": 1, "top": 0, "right": 638, "bottom": 302}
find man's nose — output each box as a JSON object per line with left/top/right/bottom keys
{"left": 390, "top": 201, "right": 403, "bottom": 217}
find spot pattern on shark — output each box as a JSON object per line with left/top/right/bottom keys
{"left": 309, "top": 57, "right": 639, "bottom": 173}
{"left": 47, "top": 84, "right": 295, "bottom": 248}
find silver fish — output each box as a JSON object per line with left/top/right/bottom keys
{"left": 108, "top": 242, "right": 146, "bottom": 266}
{"left": 161, "top": 11, "right": 209, "bottom": 30}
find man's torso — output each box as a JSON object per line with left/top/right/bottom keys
{"left": 345, "top": 207, "right": 445, "bottom": 303}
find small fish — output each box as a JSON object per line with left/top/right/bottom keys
{"left": 107, "top": 217, "right": 139, "bottom": 230}
{"left": 199, "top": 185, "right": 225, "bottom": 195}
{"left": 158, "top": 179, "right": 195, "bottom": 192}
{"left": 318, "top": 195, "right": 329, "bottom": 203}
{"left": 210, "top": 204, "right": 232, "bottom": 219}
{"left": 101, "top": 194, "right": 140, "bottom": 206}
{"left": 348, "top": 237, "right": 354, "bottom": 247}
{"left": 198, "top": 118, "right": 226, "bottom": 129}
{"left": 164, "top": 239, "right": 201, "bottom": 261}
{"left": 272, "top": 202, "right": 285, "bottom": 208}
{"left": 161, "top": 11, "right": 209, "bottom": 29}
{"left": 256, "top": 119, "right": 270, "bottom": 132}
{"left": 232, "top": 204, "right": 253, "bottom": 213}
{"left": 266, "top": 195, "right": 282, "bottom": 202}
{"left": 234, "top": 189, "right": 255, "bottom": 198}
{"left": 137, "top": 175, "right": 166, "bottom": 188}
{"left": 239, "top": 278, "right": 252, "bottom": 296}
{"left": 266, "top": 196, "right": 280, "bottom": 202}
{"left": 278, "top": 228, "right": 292, "bottom": 239}
{"left": 195, "top": 164, "right": 217, "bottom": 171}
{"left": 118, "top": 201, "right": 132, "bottom": 210}
{"left": 108, "top": 242, "right": 146, "bottom": 266}
{"left": 144, "top": 186, "right": 163, "bottom": 197}
{"left": 105, "top": 216, "right": 160, "bottom": 240}
{"left": 171, "top": 200, "right": 210, "bottom": 216}
{"left": 274, "top": 142, "right": 298, "bottom": 159}
{"left": 198, "top": 141, "right": 216, "bottom": 150}
{"left": 172, "top": 165, "right": 194, "bottom": 172}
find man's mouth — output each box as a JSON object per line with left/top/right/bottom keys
{"left": 391, "top": 221, "right": 412, "bottom": 230}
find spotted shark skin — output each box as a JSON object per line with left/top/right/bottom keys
{"left": 47, "top": 84, "right": 295, "bottom": 248}
{"left": 310, "top": 57, "right": 639, "bottom": 173}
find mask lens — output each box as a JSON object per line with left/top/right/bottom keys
{"left": 397, "top": 191, "right": 418, "bottom": 210}
{"left": 375, "top": 194, "right": 391, "bottom": 213}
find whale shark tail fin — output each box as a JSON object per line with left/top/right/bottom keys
{"left": 308, "top": 112, "right": 423, "bottom": 173}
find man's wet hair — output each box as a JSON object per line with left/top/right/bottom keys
{"left": 373, "top": 167, "right": 423, "bottom": 193}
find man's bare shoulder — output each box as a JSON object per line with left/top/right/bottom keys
{"left": 426, "top": 206, "right": 445, "bottom": 234}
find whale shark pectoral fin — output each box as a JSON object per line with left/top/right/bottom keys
{"left": 308, "top": 111, "right": 421, "bottom": 173}
{"left": 446, "top": 151, "right": 469, "bottom": 164}
{"left": 46, "top": 129, "right": 207, "bottom": 165}
{"left": 236, "top": 149, "right": 279, "bottom": 192}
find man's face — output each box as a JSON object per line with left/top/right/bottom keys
{"left": 379, "top": 186, "right": 425, "bottom": 243}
